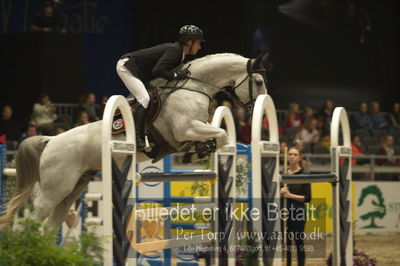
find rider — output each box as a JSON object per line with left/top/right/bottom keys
{"left": 116, "top": 25, "right": 205, "bottom": 150}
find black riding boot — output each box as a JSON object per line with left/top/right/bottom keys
{"left": 134, "top": 104, "right": 146, "bottom": 151}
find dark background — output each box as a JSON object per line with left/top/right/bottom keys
{"left": 0, "top": 0, "right": 399, "bottom": 122}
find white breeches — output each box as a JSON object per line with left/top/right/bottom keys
{"left": 116, "top": 58, "right": 150, "bottom": 109}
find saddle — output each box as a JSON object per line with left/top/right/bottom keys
{"left": 112, "top": 85, "right": 177, "bottom": 163}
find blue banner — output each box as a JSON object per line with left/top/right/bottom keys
{"left": 1, "top": 0, "right": 133, "bottom": 98}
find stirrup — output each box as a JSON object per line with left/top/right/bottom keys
{"left": 144, "top": 135, "right": 153, "bottom": 152}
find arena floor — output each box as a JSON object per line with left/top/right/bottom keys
{"left": 180, "top": 233, "right": 400, "bottom": 265}
{"left": 304, "top": 233, "right": 400, "bottom": 265}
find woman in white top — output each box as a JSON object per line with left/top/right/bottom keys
{"left": 32, "top": 93, "right": 58, "bottom": 135}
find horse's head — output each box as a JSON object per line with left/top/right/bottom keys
{"left": 224, "top": 52, "right": 270, "bottom": 113}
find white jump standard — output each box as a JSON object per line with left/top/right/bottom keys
{"left": 250, "top": 94, "right": 353, "bottom": 266}
{"left": 280, "top": 107, "right": 353, "bottom": 265}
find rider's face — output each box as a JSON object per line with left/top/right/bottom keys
{"left": 189, "top": 40, "right": 202, "bottom": 55}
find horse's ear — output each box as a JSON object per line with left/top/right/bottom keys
{"left": 261, "top": 52, "right": 269, "bottom": 66}
{"left": 261, "top": 52, "right": 274, "bottom": 72}
{"left": 253, "top": 52, "right": 266, "bottom": 69}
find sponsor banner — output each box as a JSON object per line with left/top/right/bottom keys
{"left": 355, "top": 182, "right": 400, "bottom": 233}
{"left": 305, "top": 183, "right": 357, "bottom": 233}
{"left": 307, "top": 182, "right": 400, "bottom": 234}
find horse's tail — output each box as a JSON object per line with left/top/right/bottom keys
{"left": 0, "top": 136, "right": 50, "bottom": 227}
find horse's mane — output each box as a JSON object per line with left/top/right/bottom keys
{"left": 186, "top": 53, "right": 246, "bottom": 67}
{"left": 184, "top": 53, "right": 247, "bottom": 77}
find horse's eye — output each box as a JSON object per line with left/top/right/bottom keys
{"left": 255, "top": 79, "right": 263, "bottom": 86}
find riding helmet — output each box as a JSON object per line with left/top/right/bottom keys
{"left": 179, "top": 25, "right": 205, "bottom": 42}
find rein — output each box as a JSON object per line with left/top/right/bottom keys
{"left": 157, "top": 59, "right": 267, "bottom": 114}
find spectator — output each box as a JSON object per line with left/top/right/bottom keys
{"left": 79, "top": 93, "right": 99, "bottom": 122}
{"left": 97, "top": 95, "right": 109, "bottom": 118}
{"left": 352, "top": 102, "right": 373, "bottom": 130}
{"left": 232, "top": 105, "right": 251, "bottom": 143}
{"left": 0, "top": 105, "right": 21, "bottom": 149}
{"left": 284, "top": 102, "right": 302, "bottom": 129}
{"left": 315, "top": 116, "right": 330, "bottom": 146}
{"left": 238, "top": 117, "right": 252, "bottom": 144}
{"left": 351, "top": 135, "right": 368, "bottom": 165}
{"left": 339, "top": 134, "right": 368, "bottom": 180}
{"left": 377, "top": 135, "right": 400, "bottom": 166}
{"left": 301, "top": 106, "right": 314, "bottom": 122}
{"left": 32, "top": 93, "right": 58, "bottom": 135}
{"left": 31, "top": 2, "right": 65, "bottom": 33}
{"left": 296, "top": 118, "right": 320, "bottom": 152}
{"left": 74, "top": 111, "right": 90, "bottom": 127}
{"left": 292, "top": 139, "right": 305, "bottom": 154}
{"left": 24, "top": 118, "right": 39, "bottom": 132}
{"left": 280, "top": 140, "right": 288, "bottom": 165}
{"left": 316, "top": 99, "right": 334, "bottom": 136}
{"left": 388, "top": 102, "right": 400, "bottom": 131}
{"left": 19, "top": 125, "right": 38, "bottom": 143}
{"left": 370, "top": 101, "right": 389, "bottom": 129}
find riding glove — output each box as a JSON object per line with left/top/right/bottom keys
{"left": 175, "top": 69, "right": 190, "bottom": 80}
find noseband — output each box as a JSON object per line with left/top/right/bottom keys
{"left": 224, "top": 59, "right": 267, "bottom": 114}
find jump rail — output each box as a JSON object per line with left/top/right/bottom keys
{"left": 130, "top": 105, "right": 237, "bottom": 265}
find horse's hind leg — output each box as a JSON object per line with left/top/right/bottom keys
{"left": 32, "top": 167, "right": 84, "bottom": 224}
{"left": 48, "top": 174, "right": 92, "bottom": 228}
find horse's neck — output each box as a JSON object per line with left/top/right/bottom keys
{"left": 188, "top": 55, "right": 246, "bottom": 94}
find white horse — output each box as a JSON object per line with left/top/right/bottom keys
{"left": 0, "top": 53, "right": 269, "bottom": 229}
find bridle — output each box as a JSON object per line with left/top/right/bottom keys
{"left": 224, "top": 59, "right": 267, "bottom": 114}
{"left": 159, "top": 58, "right": 267, "bottom": 114}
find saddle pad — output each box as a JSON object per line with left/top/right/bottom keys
{"left": 112, "top": 113, "right": 126, "bottom": 135}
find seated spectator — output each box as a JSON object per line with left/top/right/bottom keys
{"left": 320, "top": 134, "right": 330, "bottom": 150}
{"left": 315, "top": 116, "right": 330, "bottom": 143}
{"left": 376, "top": 134, "right": 400, "bottom": 180}
{"left": 32, "top": 93, "right": 58, "bottom": 135}
{"left": 0, "top": 105, "right": 21, "bottom": 149}
{"left": 370, "top": 101, "right": 389, "bottom": 129}
{"left": 238, "top": 118, "right": 251, "bottom": 144}
{"left": 377, "top": 135, "right": 400, "bottom": 166}
{"left": 263, "top": 117, "right": 284, "bottom": 137}
{"left": 388, "top": 102, "right": 400, "bottom": 131}
{"left": 280, "top": 140, "right": 288, "bottom": 165}
{"left": 232, "top": 105, "right": 249, "bottom": 138}
{"left": 284, "top": 102, "right": 302, "bottom": 129}
{"left": 316, "top": 99, "right": 334, "bottom": 136}
{"left": 79, "top": 93, "right": 99, "bottom": 122}
{"left": 19, "top": 125, "right": 38, "bottom": 143}
{"left": 352, "top": 102, "right": 373, "bottom": 130}
{"left": 74, "top": 111, "right": 90, "bottom": 127}
{"left": 296, "top": 118, "right": 320, "bottom": 151}
{"left": 97, "top": 95, "right": 109, "bottom": 118}
{"left": 301, "top": 106, "right": 314, "bottom": 122}
{"left": 351, "top": 135, "right": 368, "bottom": 165}
{"left": 292, "top": 139, "right": 305, "bottom": 154}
